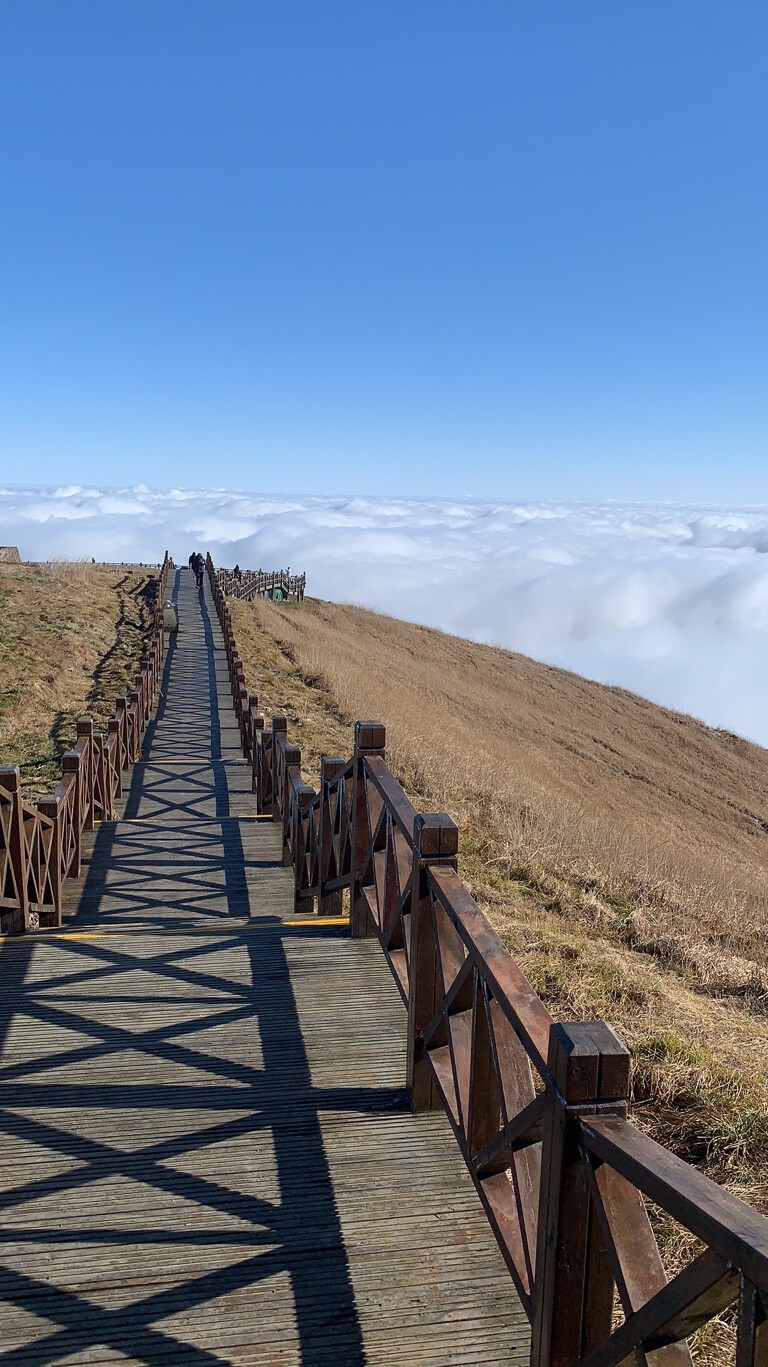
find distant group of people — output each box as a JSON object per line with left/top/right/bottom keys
{"left": 188, "top": 551, "right": 205, "bottom": 590}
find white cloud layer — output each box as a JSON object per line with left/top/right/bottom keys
{"left": 2, "top": 482, "right": 768, "bottom": 747}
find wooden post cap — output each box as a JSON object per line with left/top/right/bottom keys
{"left": 547, "top": 1021, "right": 630, "bottom": 1104}
{"left": 272, "top": 715, "right": 288, "bottom": 735}
{"left": 0, "top": 766, "right": 21, "bottom": 790}
{"left": 321, "top": 757, "right": 347, "bottom": 780}
{"left": 354, "top": 721, "right": 386, "bottom": 752}
{"left": 414, "top": 812, "right": 459, "bottom": 858}
{"left": 76, "top": 718, "right": 94, "bottom": 736}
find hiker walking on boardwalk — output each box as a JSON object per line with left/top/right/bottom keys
{"left": 187, "top": 550, "right": 204, "bottom": 590}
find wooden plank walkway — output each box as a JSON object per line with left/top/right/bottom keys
{"left": 0, "top": 569, "right": 529, "bottom": 1365}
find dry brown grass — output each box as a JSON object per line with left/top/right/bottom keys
{"left": 0, "top": 559, "right": 159, "bottom": 799}
{"left": 230, "top": 595, "right": 768, "bottom": 1211}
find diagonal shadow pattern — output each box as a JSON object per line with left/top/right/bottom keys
{"left": 0, "top": 923, "right": 415, "bottom": 1362}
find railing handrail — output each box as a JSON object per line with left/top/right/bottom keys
{"left": 205, "top": 549, "right": 768, "bottom": 1364}
{"left": 428, "top": 863, "right": 555, "bottom": 1083}
{"left": 0, "top": 551, "right": 173, "bottom": 934}
{"left": 363, "top": 753, "right": 419, "bottom": 845}
{"left": 581, "top": 1114, "right": 768, "bottom": 1287}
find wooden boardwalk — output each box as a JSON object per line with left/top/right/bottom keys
{"left": 0, "top": 569, "right": 528, "bottom": 1365}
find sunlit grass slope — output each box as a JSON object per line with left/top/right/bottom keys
{"left": 231, "top": 592, "right": 768, "bottom": 1212}
{"left": 0, "top": 559, "right": 159, "bottom": 799}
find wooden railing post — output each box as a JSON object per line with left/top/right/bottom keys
{"left": 351, "top": 721, "right": 386, "bottom": 939}
{"left": 1, "top": 767, "right": 28, "bottom": 933}
{"left": 406, "top": 812, "right": 459, "bottom": 1111}
{"left": 530, "top": 1021, "right": 630, "bottom": 1367}
{"left": 318, "top": 757, "right": 346, "bottom": 915}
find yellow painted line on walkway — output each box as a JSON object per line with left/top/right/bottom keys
{"left": 101, "top": 815, "right": 270, "bottom": 824}
{"left": 0, "top": 918, "right": 349, "bottom": 943}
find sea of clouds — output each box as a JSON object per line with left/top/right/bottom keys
{"left": 3, "top": 481, "right": 768, "bottom": 746}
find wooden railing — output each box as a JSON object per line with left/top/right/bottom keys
{"left": 0, "top": 552, "right": 173, "bottom": 934}
{"left": 215, "top": 565, "right": 306, "bottom": 602}
{"left": 207, "top": 552, "right": 768, "bottom": 1366}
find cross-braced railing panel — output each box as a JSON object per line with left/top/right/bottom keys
{"left": 417, "top": 863, "right": 551, "bottom": 1315}
{"left": 0, "top": 780, "right": 23, "bottom": 909}
{"left": 20, "top": 798, "right": 58, "bottom": 925}
{"left": 293, "top": 783, "right": 320, "bottom": 898}
{"left": 55, "top": 771, "right": 79, "bottom": 881}
{"left": 356, "top": 753, "right": 418, "bottom": 1000}
{"left": 104, "top": 726, "right": 123, "bottom": 810}
{"left": 321, "top": 759, "right": 354, "bottom": 890}
{"left": 293, "top": 756, "right": 356, "bottom": 914}
{"left": 567, "top": 1115, "right": 768, "bottom": 1366}
{"left": 288, "top": 757, "right": 356, "bottom": 914}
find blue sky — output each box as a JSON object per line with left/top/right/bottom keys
{"left": 1, "top": 3, "right": 766, "bottom": 499}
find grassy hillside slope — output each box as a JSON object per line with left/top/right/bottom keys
{"left": 231, "top": 593, "right": 768, "bottom": 1214}
{"left": 0, "top": 560, "right": 159, "bottom": 799}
